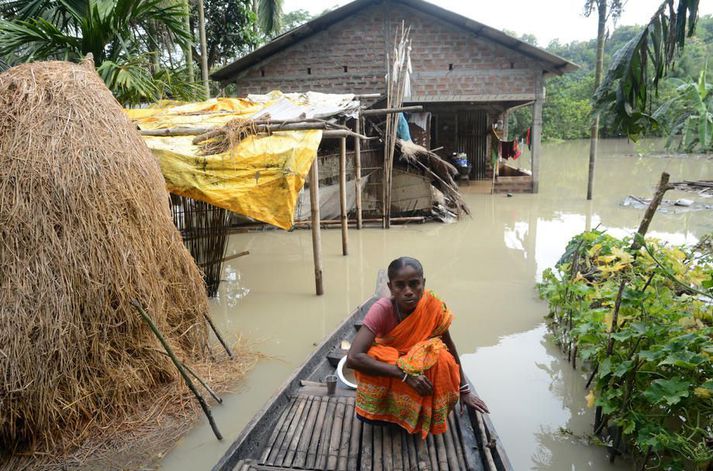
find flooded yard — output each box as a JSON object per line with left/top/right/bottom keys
{"left": 161, "top": 139, "right": 711, "bottom": 470}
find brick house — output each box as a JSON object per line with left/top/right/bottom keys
{"left": 211, "top": 0, "right": 577, "bottom": 193}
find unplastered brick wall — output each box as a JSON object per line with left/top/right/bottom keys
{"left": 233, "top": 5, "right": 388, "bottom": 96}
{"left": 391, "top": 5, "right": 539, "bottom": 97}
{"left": 231, "top": 3, "right": 541, "bottom": 99}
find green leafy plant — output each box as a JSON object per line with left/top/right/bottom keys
{"left": 540, "top": 230, "right": 713, "bottom": 469}
{"left": 654, "top": 65, "right": 713, "bottom": 152}
{"left": 0, "top": 0, "right": 202, "bottom": 104}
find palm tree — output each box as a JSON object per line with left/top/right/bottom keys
{"left": 253, "top": 0, "right": 282, "bottom": 36}
{"left": 594, "top": 0, "right": 700, "bottom": 140}
{"left": 0, "top": 0, "right": 199, "bottom": 104}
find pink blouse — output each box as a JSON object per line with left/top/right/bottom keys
{"left": 362, "top": 297, "right": 399, "bottom": 337}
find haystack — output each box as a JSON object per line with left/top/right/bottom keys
{"left": 0, "top": 59, "right": 211, "bottom": 453}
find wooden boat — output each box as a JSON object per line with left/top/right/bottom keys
{"left": 214, "top": 272, "right": 513, "bottom": 471}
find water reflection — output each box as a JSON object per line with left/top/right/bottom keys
{"left": 161, "top": 139, "right": 711, "bottom": 471}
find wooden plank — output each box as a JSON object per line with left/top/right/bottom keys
{"left": 449, "top": 414, "right": 467, "bottom": 471}
{"left": 382, "top": 426, "right": 393, "bottom": 471}
{"left": 327, "top": 397, "right": 346, "bottom": 470}
{"left": 415, "top": 435, "right": 430, "bottom": 471}
{"left": 284, "top": 396, "right": 316, "bottom": 466}
{"left": 264, "top": 398, "right": 299, "bottom": 465}
{"left": 426, "top": 434, "right": 439, "bottom": 471}
{"left": 259, "top": 400, "right": 294, "bottom": 464}
{"left": 392, "top": 428, "right": 404, "bottom": 471}
{"left": 434, "top": 434, "right": 449, "bottom": 471}
{"left": 455, "top": 411, "right": 482, "bottom": 471}
{"left": 406, "top": 432, "right": 418, "bottom": 471}
{"left": 373, "top": 425, "right": 383, "bottom": 471}
{"left": 475, "top": 411, "right": 497, "bottom": 471}
{"left": 362, "top": 423, "right": 374, "bottom": 470}
{"left": 315, "top": 396, "right": 337, "bottom": 469}
{"left": 293, "top": 396, "right": 321, "bottom": 468}
{"left": 347, "top": 399, "right": 362, "bottom": 470}
{"left": 275, "top": 396, "right": 308, "bottom": 466}
{"left": 305, "top": 396, "right": 329, "bottom": 469}
{"left": 337, "top": 397, "right": 354, "bottom": 470}
{"left": 442, "top": 420, "right": 460, "bottom": 471}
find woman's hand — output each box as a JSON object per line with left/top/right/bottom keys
{"left": 459, "top": 392, "right": 489, "bottom": 414}
{"left": 405, "top": 374, "right": 433, "bottom": 396}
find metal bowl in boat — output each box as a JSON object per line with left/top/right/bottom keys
{"left": 336, "top": 355, "right": 357, "bottom": 389}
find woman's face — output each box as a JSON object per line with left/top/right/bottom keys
{"left": 388, "top": 265, "right": 425, "bottom": 314}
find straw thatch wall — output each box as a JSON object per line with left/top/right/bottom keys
{"left": 0, "top": 59, "right": 211, "bottom": 454}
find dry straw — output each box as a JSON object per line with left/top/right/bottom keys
{"left": 0, "top": 58, "right": 243, "bottom": 463}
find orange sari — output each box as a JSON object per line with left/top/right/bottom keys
{"left": 354, "top": 290, "right": 460, "bottom": 439}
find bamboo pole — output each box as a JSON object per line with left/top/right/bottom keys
{"left": 203, "top": 312, "right": 233, "bottom": 358}
{"left": 142, "top": 124, "right": 370, "bottom": 140}
{"left": 284, "top": 396, "right": 314, "bottom": 466}
{"left": 362, "top": 423, "right": 374, "bottom": 470}
{"left": 262, "top": 402, "right": 296, "bottom": 463}
{"left": 347, "top": 398, "right": 362, "bottom": 470}
{"left": 315, "top": 397, "right": 337, "bottom": 469}
{"left": 361, "top": 105, "right": 423, "bottom": 116}
{"left": 355, "top": 113, "right": 363, "bottom": 229}
{"left": 309, "top": 160, "right": 324, "bottom": 295}
{"left": 327, "top": 397, "right": 346, "bottom": 470}
{"left": 294, "top": 396, "right": 321, "bottom": 468}
{"left": 474, "top": 412, "right": 497, "bottom": 471}
{"left": 448, "top": 414, "right": 467, "bottom": 471}
{"left": 392, "top": 427, "right": 404, "bottom": 471}
{"left": 426, "top": 434, "right": 439, "bottom": 471}
{"left": 306, "top": 397, "right": 329, "bottom": 469}
{"left": 339, "top": 137, "right": 349, "bottom": 256}
{"left": 337, "top": 397, "right": 353, "bottom": 471}
{"left": 434, "top": 434, "right": 449, "bottom": 471}
{"left": 373, "top": 425, "right": 383, "bottom": 471}
{"left": 130, "top": 300, "right": 222, "bottom": 440}
{"left": 442, "top": 420, "right": 459, "bottom": 470}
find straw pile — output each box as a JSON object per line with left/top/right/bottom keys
{"left": 0, "top": 59, "right": 212, "bottom": 455}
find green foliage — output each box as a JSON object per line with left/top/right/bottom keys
{"left": 539, "top": 230, "right": 713, "bottom": 468}
{"left": 543, "top": 72, "right": 594, "bottom": 140}
{"left": 277, "top": 8, "right": 311, "bottom": 35}
{"left": 256, "top": 0, "right": 282, "bottom": 36}
{"left": 653, "top": 67, "right": 713, "bottom": 152}
{"left": 593, "top": 0, "right": 700, "bottom": 141}
{"left": 0, "top": 0, "right": 206, "bottom": 105}
{"left": 192, "top": 0, "right": 257, "bottom": 69}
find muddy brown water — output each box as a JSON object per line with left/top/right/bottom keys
{"left": 161, "top": 139, "right": 711, "bottom": 470}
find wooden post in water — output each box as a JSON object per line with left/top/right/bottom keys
{"left": 531, "top": 71, "right": 544, "bottom": 193}
{"left": 354, "top": 113, "right": 363, "bottom": 229}
{"left": 309, "top": 160, "right": 324, "bottom": 295}
{"left": 339, "top": 137, "right": 349, "bottom": 256}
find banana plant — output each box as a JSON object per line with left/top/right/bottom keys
{"left": 654, "top": 65, "right": 713, "bottom": 152}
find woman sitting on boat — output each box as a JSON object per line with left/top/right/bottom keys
{"left": 346, "top": 257, "right": 489, "bottom": 439}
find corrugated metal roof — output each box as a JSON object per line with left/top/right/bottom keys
{"left": 211, "top": 0, "right": 578, "bottom": 82}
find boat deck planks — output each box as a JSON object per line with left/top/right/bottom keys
{"left": 232, "top": 390, "right": 483, "bottom": 471}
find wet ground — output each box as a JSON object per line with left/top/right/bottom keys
{"left": 161, "top": 139, "right": 712, "bottom": 470}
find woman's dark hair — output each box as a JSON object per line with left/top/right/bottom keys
{"left": 387, "top": 257, "right": 424, "bottom": 280}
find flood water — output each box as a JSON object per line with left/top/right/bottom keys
{"left": 161, "top": 139, "right": 712, "bottom": 470}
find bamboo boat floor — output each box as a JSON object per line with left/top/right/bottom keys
{"left": 232, "top": 387, "right": 485, "bottom": 471}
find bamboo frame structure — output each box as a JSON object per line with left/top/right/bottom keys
{"left": 354, "top": 113, "right": 363, "bottom": 229}
{"left": 339, "top": 137, "right": 349, "bottom": 256}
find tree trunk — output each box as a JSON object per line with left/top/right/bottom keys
{"left": 587, "top": 0, "right": 607, "bottom": 200}
{"left": 197, "top": 0, "right": 210, "bottom": 98}
{"left": 183, "top": 0, "right": 194, "bottom": 83}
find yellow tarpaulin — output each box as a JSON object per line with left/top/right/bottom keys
{"left": 127, "top": 96, "right": 323, "bottom": 230}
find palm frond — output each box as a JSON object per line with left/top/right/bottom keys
{"left": 257, "top": 0, "right": 282, "bottom": 35}
{"left": 97, "top": 55, "right": 160, "bottom": 105}
{"left": 0, "top": 17, "right": 82, "bottom": 60}
{"left": 593, "top": 0, "right": 699, "bottom": 140}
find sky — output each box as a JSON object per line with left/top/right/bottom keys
{"left": 283, "top": 0, "right": 713, "bottom": 46}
